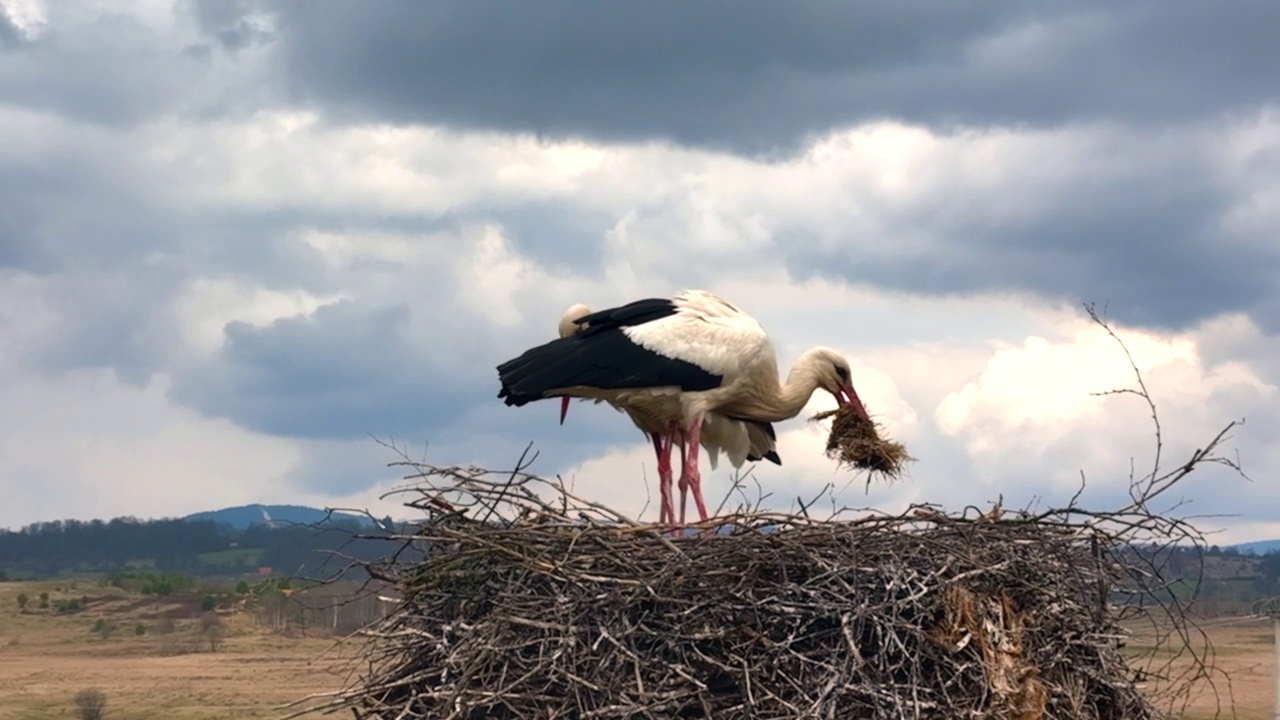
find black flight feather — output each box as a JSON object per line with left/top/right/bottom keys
{"left": 497, "top": 298, "right": 722, "bottom": 407}
{"left": 747, "top": 449, "right": 783, "bottom": 466}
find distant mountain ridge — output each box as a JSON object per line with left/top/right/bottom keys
{"left": 183, "top": 504, "right": 380, "bottom": 530}
{"left": 1227, "top": 539, "right": 1280, "bottom": 555}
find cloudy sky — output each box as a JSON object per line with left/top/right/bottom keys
{"left": 2, "top": 0, "right": 1277, "bottom": 542}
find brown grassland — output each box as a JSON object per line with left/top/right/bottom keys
{"left": 1, "top": 579, "right": 1277, "bottom": 718}
{"left": 1131, "top": 617, "right": 1275, "bottom": 720}
{"left": 0, "top": 579, "right": 357, "bottom": 719}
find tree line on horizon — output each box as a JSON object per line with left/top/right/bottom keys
{"left": 0, "top": 514, "right": 408, "bottom": 581}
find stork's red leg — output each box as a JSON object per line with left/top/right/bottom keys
{"left": 655, "top": 429, "right": 677, "bottom": 526}
{"left": 651, "top": 432, "right": 671, "bottom": 525}
{"left": 676, "top": 431, "right": 691, "bottom": 525}
{"left": 669, "top": 427, "right": 686, "bottom": 526}
{"left": 680, "top": 421, "right": 710, "bottom": 524}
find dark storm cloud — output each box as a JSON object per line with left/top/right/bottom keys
{"left": 0, "top": 146, "right": 183, "bottom": 273}
{"left": 0, "top": 69, "right": 617, "bottom": 442}
{"left": 484, "top": 203, "right": 613, "bottom": 274}
{"left": 0, "top": 6, "right": 22, "bottom": 49}
{"left": 171, "top": 300, "right": 460, "bottom": 439}
{"left": 782, "top": 144, "right": 1280, "bottom": 332}
{"left": 1, "top": 0, "right": 1277, "bottom": 462}
{"left": 258, "top": 0, "right": 1280, "bottom": 155}
{"left": 167, "top": 298, "right": 638, "bottom": 452}
{"left": 1, "top": 16, "right": 184, "bottom": 124}
{"left": 187, "top": 0, "right": 272, "bottom": 51}
{"left": 0, "top": 2, "right": 279, "bottom": 126}
{"left": 33, "top": 262, "right": 192, "bottom": 385}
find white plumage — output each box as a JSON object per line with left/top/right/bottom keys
{"left": 556, "top": 302, "right": 780, "bottom": 524}
{"left": 497, "top": 289, "right": 868, "bottom": 527}
{"left": 622, "top": 294, "right": 767, "bottom": 378}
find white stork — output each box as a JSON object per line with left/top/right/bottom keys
{"left": 496, "top": 289, "right": 867, "bottom": 526}
{"left": 554, "top": 303, "right": 782, "bottom": 525}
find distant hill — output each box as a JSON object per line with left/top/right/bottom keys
{"left": 1228, "top": 539, "right": 1280, "bottom": 556}
{"left": 183, "top": 504, "right": 381, "bottom": 530}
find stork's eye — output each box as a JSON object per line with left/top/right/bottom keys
{"left": 835, "top": 366, "right": 849, "bottom": 381}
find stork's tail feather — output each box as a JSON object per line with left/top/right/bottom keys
{"left": 496, "top": 338, "right": 574, "bottom": 407}
{"left": 746, "top": 450, "right": 782, "bottom": 465}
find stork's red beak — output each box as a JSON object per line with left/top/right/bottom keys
{"left": 559, "top": 396, "right": 571, "bottom": 425}
{"left": 836, "top": 384, "right": 869, "bottom": 420}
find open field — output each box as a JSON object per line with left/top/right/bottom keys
{"left": 1129, "top": 616, "right": 1277, "bottom": 720}
{"left": 2, "top": 579, "right": 1278, "bottom": 718}
{"left": 0, "top": 580, "right": 360, "bottom": 719}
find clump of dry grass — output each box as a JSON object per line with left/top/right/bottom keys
{"left": 811, "top": 405, "right": 913, "bottom": 478}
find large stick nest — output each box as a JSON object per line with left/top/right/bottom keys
{"left": 292, "top": 457, "right": 1232, "bottom": 720}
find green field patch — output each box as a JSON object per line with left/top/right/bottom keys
{"left": 197, "top": 548, "right": 263, "bottom": 567}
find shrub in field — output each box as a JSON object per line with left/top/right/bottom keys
{"left": 91, "top": 619, "right": 115, "bottom": 640}
{"left": 73, "top": 688, "right": 106, "bottom": 720}
{"left": 199, "top": 611, "right": 224, "bottom": 652}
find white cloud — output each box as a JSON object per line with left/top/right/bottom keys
{"left": 0, "top": 368, "right": 300, "bottom": 528}
{"left": 936, "top": 322, "right": 1198, "bottom": 439}
{"left": 2, "top": 32, "right": 1279, "bottom": 545}
{"left": 0, "top": 270, "right": 57, "bottom": 372}
{"left": 931, "top": 312, "right": 1271, "bottom": 503}
{"left": 176, "top": 277, "right": 345, "bottom": 354}
{"left": 1, "top": 0, "right": 47, "bottom": 38}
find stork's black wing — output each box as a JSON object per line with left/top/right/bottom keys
{"left": 497, "top": 297, "right": 722, "bottom": 407}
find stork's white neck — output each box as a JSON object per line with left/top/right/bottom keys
{"left": 729, "top": 351, "right": 828, "bottom": 422}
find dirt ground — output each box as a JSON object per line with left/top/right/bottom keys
{"left": 1131, "top": 616, "right": 1276, "bottom": 720}
{"left": 1, "top": 580, "right": 1277, "bottom": 718}
{"left": 0, "top": 645, "right": 352, "bottom": 719}
{"left": 0, "top": 581, "right": 357, "bottom": 719}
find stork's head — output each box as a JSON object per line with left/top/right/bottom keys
{"left": 556, "top": 303, "right": 592, "bottom": 424}
{"left": 558, "top": 303, "right": 592, "bottom": 339}
{"left": 805, "top": 346, "right": 868, "bottom": 419}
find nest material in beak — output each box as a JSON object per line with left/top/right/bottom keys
{"left": 811, "top": 405, "right": 912, "bottom": 479}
